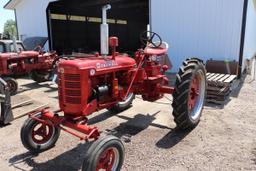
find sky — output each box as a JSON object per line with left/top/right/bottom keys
{"left": 0, "top": 0, "right": 15, "bottom": 34}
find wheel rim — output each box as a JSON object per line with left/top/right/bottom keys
{"left": 31, "top": 122, "right": 54, "bottom": 145}
{"left": 96, "top": 147, "right": 120, "bottom": 171}
{"left": 188, "top": 70, "right": 206, "bottom": 120}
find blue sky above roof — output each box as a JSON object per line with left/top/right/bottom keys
{"left": 0, "top": 0, "right": 15, "bottom": 34}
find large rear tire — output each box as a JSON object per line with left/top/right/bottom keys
{"left": 30, "top": 70, "right": 51, "bottom": 83}
{"left": 20, "top": 113, "right": 60, "bottom": 153}
{"left": 82, "top": 135, "right": 125, "bottom": 171}
{"left": 172, "top": 58, "right": 206, "bottom": 130}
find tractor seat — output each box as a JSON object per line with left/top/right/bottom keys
{"left": 144, "top": 41, "right": 169, "bottom": 56}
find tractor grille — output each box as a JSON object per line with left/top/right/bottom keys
{"left": 64, "top": 74, "right": 80, "bottom": 81}
{"left": 65, "top": 89, "right": 81, "bottom": 96}
{"left": 65, "top": 81, "right": 81, "bottom": 89}
{"left": 65, "top": 96, "right": 81, "bottom": 104}
{"left": 59, "top": 73, "right": 82, "bottom": 104}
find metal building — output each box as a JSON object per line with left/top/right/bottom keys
{"left": 4, "top": 0, "right": 256, "bottom": 74}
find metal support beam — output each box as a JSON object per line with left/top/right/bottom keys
{"left": 238, "top": 0, "right": 249, "bottom": 78}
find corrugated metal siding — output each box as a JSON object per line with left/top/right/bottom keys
{"left": 243, "top": 0, "right": 256, "bottom": 61}
{"left": 151, "top": 0, "right": 244, "bottom": 72}
{"left": 15, "top": 0, "right": 56, "bottom": 50}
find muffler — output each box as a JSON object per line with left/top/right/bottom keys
{"left": 100, "top": 4, "right": 111, "bottom": 56}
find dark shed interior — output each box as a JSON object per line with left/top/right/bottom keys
{"left": 47, "top": 0, "right": 149, "bottom": 55}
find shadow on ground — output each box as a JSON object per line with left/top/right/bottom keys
{"left": 88, "top": 110, "right": 116, "bottom": 125}
{"left": 18, "top": 82, "right": 57, "bottom": 94}
{"left": 0, "top": 123, "right": 11, "bottom": 128}
{"left": 252, "top": 147, "right": 256, "bottom": 165}
{"left": 204, "top": 99, "right": 231, "bottom": 109}
{"left": 9, "top": 143, "right": 91, "bottom": 171}
{"left": 112, "top": 112, "right": 162, "bottom": 139}
{"left": 8, "top": 109, "right": 194, "bottom": 170}
{"left": 89, "top": 109, "right": 171, "bottom": 139}
{"left": 230, "top": 75, "right": 246, "bottom": 98}
{"left": 89, "top": 109, "right": 192, "bottom": 150}
{"left": 156, "top": 127, "right": 193, "bottom": 149}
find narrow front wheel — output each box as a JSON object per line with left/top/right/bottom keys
{"left": 20, "top": 113, "right": 60, "bottom": 153}
{"left": 30, "top": 70, "right": 51, "bottom": 83}
{"left": 82, "top": 135, "right": 125, "bottom": 171}
{"left": 3, "top": 77, "right": 18, "bottom": 95}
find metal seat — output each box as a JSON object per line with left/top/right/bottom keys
{"left": 144, "top": 41, "right": 169, "bottom": 56}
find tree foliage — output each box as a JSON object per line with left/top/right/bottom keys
{"left": 3, "top": 19, "right": 17, "bottom": 39}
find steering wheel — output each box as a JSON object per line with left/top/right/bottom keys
{"left": 33, "top": 45, "right": 43, "bottom": 53}
{"left": 140, "top": 31, "right": 162, "bottom": 48}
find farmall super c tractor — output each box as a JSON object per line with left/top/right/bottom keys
{"left": 20, "top": 4, "right": 206, "bottom": 171}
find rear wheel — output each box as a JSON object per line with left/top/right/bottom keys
{"left": 108, "top": 93, "right": 135, "bottom": 113}
{"left": 172, "top": 58, "right": 206, "bottom": 130}
{"left": 20, "top": 113, "right": 60, "bottom": 153}
{"left": 3, "top": 77, "right": 18, "bottom": 95}
{"left": 82, "top": 135, "right": 124, "bottom": 171}
{"left": 30, "top": 70, "right": 51, "bottom": 83}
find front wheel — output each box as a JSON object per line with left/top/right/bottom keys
{"left": 172, "top": 58, "right": 206, "bottom": 130}
{"left": 30, "top": 70, "right": 51, "bottom": 83}
{"left": 20, "top": 113, "right": 60, "bottom": 153}
{"left": 3, "top": 77, "right": 18, "bottom": 95}
{"left": 82, "top": 135, "right": 125, "bottom": 171}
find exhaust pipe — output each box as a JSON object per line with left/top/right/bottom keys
{"left": 101, "top": 4, "right": 111, "bottom": 56}
{"left": 12, "top": 36, "right": 18, "bottom": 53}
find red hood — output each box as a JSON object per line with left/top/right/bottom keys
{"left": 0, "top": 51, "right": 39, "bottom": 58}
{"left": 59, "top": 55, "right": 136, "bottom": 72}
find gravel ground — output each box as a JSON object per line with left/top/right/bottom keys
{"left": 0, "top": 75, "right": 256, "bottom": 171}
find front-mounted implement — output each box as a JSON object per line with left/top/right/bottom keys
{"left": 20, "top": 4, "right": 206, "bottom": 171}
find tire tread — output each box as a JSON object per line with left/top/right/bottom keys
{"left": 172, "top": 58, "right": 206, "bottom": 130}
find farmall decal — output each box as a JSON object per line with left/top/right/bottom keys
{"left": 96, "top": 60, "right": 118, "bottom": 69}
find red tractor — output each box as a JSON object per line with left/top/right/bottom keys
{"left": 0, "top": 39, "right": 57, "bottom": 95}
{"left": 20, "top": 5, "right": 206, "bottom": 171}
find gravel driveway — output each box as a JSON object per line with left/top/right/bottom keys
{"left": 0, "top": 75, "right": 255, "bottom": 171}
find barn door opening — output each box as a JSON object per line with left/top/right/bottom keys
{"left": 46, "top": 0, "right": 149, "bottom": 55}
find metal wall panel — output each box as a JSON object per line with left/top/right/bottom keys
{"left": 151, "top": 0, "right": 244, "bottom": 72}
{"left": 15, "top": 0, "right": 56, "bottom": 50}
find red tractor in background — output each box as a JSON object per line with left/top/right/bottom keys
{"left": 0, "top": 39, "right": 57, "bottom": 95}
{"left": 20, "top": 4, "right": 206, "bottom": 171}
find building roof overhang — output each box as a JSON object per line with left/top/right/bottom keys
{"left": 4, "top": 0, "right": 22, "bottom": 10}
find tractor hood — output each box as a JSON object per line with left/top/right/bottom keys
{"left": 58, "top": 55, "right": 136, "bottom": 74}
{"left": 0, "top": 51, "right": 39, "bottom": 59}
